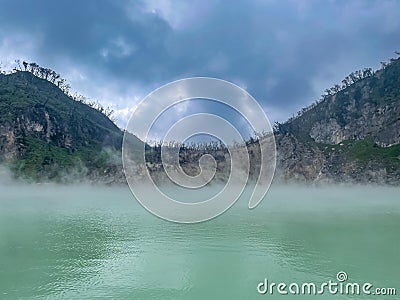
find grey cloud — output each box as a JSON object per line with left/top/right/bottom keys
{"left": 0, "top": 0, "right": 399, "bottom": 127}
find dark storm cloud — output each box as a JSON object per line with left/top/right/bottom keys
{"left": 1, "top": 0, "right": 400, "bottom": 125}
{"left": 0, "top": 0, "right": 172, "bottom": 79}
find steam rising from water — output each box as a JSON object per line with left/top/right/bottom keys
{"left": 1, "top": 182, "right": 399, "bottom": 213}
{"left": 123, "top": 77, "right": 276, "bottom": 223}
{"left": 1, "top": 183, "right": 399, "bottom": 299}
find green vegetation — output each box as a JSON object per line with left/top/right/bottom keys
{"left": 317, "top": 138, "right": 400, "bottom": 172}
{"left": 1, "top": 54, "right": 400, "bottom": 183}
{"left": 1, "top": 60, "right": 115, "bottom": 119}
{"left": 346, "top": 139, "right": 400, "bottom": 169}
{"left": 275, "top": 54, "right": 400, "bottom": 137}
{"left": 0, "top": 69, "right": 132, "bottom": 182}
{"left": 10, "top": 136, "right": 83, "bottom": 181}
{"left": 9, "top": 136, "right": 120, "bottom": 182}
{"left": 273, "top": 53, "right": 400, "bottom": 183}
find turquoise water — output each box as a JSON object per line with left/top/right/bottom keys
{"left": 0, "top": 184, "right": 399, "bottom": 299}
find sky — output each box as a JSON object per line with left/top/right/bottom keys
{"left": 1, "top": 0, "right": 400, "bottom": 137}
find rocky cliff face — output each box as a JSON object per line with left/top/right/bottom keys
{"left": 1, "top": 59, "right": 399, "bottom": 185}
{"left": 0, "top": 72, "right": 122, "bottom": 156}
{"left": 0, "top": 71, "right": 142, "bottom": 183}
{"left": 274, "top": 57, "right": 400, "bottom": 184}
{"left": 275, "top": 134, "right": 326, "bottom": 182}
{"left": 282, "top": 59, "right": 400, "bottom": 146}
{"left": 307, "top": 93, "right": 400, "bottom": 147}
{"left": 275, "top": 133, "right": 399, "bottom": 184}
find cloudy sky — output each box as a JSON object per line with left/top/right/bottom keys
{"left": 1, "top": 0, "right": 400, "bottom": 133}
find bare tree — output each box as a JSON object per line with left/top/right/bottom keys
{"left": 14, "top": 59, "right": 22, "bottom": 71}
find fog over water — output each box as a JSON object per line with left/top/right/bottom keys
{"left": 1, "top": 183, "right": 399, "bottom": 299}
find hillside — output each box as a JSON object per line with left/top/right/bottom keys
{"left": 274, "top": 57, "right": 400, "bottom": 184}
{"left": 0, "top": 71, "right": 142, "bottom": 183}
{"left": 1, "top": 57, "right": 399, "bottom": 185}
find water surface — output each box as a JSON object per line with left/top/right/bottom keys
{"left": 0, "top": 184, "right": 399, "bottom": 299}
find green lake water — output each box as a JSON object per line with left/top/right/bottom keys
{"left": 0, "top": 184, "right": 399, "bottom": 299}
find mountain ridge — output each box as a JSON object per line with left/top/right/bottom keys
{"left": 0, "top": 57, "right": 399, "bottom": 184}
{"left": 274, "top": 56, "right": 400, "bottom": 184}
{"left": 0, "top": 70, "right": 142, "bottom": 183}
